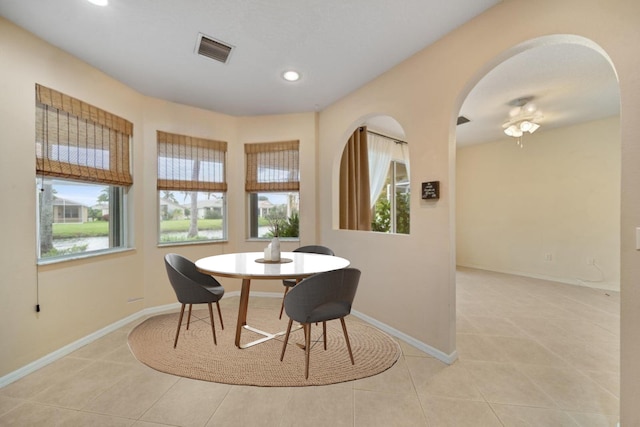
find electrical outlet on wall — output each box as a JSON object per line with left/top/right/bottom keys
{"left": 587, "top": 257, "right": 596, "bottom": 265}
{"left": 544, "top": 253, "right": 553, "bottom": 261}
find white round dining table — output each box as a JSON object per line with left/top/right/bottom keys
{"left": 196, "top": 251, "right": 350, "bottom": 348}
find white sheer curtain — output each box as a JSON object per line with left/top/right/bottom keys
{"left": 399, "top": 142, "right": 410, "bottom": 182}
{"left": 368, "top": 133, "right": 394, "bottom": 208}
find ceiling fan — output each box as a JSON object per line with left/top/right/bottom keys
{"left": 502, "top": 96, "right": 543, "bottom": 147}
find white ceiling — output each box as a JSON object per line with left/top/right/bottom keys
{"left": 0, "top": 0, "right": 620, "bottom": 146}
{"left": 456, "top": 42, "right": 620, "bottom": 147}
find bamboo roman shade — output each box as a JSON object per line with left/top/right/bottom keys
{"left": 245, "top": 140, "right": 300, "bottom": 192}
{"left": 157, "top": 131, "right": 227, "bottom": 192}
{"left": 35, "top": 84, "right": 133, "bottom": 186}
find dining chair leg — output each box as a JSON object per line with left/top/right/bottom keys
{"left": 322, "top": 321, "right": 327, "bottom": 350}
{"left": 280, "top": 318, "right": 294, "bottom": 361}
{"left": 174, "top": 304, "right": 186, "bottom": 348}
{"left": 304, "top": 323, "right": 311, "bottom": 379}
{"left": 340, "top": 317, "right": 355, "bottom": 365}
{"left": 207, "top": 303, "right": 217, "bottom": 346}
{"left": 278, "top": 287, "right": 289, "bottom": 319}
{"left": 216, "top": 301, "right": 224, "bottom": 330}
{"left": 186, "top": 304, "right": 193, "bottom": 330}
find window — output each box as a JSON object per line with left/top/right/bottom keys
{"left": 157, "top": 131, "right": 227, "bottom": 244}
{"left": 371, "top": 160, "right": 410, "bottom": 234}
{"left": 245, "top": 141, "right": 299, "bottom": 239}
{"left": 368, "top": 132, "right": 410, "bottom": 234}
{"left": 37, "top": 178, "right": 125, "bottom": 257}
{"left": 35, "top": 84, "right": 132, "bottom": 260}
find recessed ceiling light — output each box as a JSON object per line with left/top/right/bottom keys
{"left": 87, "top": 0, "right": 108, "bottom": 6}
{"left": 282, "top": 70, "right": 300, "bottom": 82}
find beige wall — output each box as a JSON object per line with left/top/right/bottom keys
{"left": 0, "top": 17, "right": 145, "bottom": 372}
{"left": 0, "top": 18, "right": 317, "bottom": 376}
{"left": 2, "top": 0, "right": 640, "bottom": 424}
{"left": 457, "top": 117, "right": 621, "bottom": 290}
{"left": 140, "top": 98, "right": 239, "bottom": 308}
{"left": 140, "top": 103, "right": 319, "bottom": 302}
{"left": 317, "top": 0, "right": 639, "bottom": 424}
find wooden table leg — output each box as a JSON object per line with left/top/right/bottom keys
{"left": 235, "top": 278, "right": 251, "bottom": 347}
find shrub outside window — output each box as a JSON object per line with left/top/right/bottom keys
{"left": 157, "top": 131, "right": 227, "bottom": 244}
{"left": 371, "top": 160, "right": 410, "bottom": 234}
{"left": 248, "top": 192, "right": 299, "bottom": 238}
{"left": 35, "top": 84, "right": 132, "bottom": 261}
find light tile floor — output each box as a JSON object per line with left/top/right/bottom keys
{"left": 0, "top": 268, "right": 620, "bottom": 426}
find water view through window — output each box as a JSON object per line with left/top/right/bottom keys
{"left": 158, "top": 191, "right": 226, "bottom": 243}
{"left": 36, "top": 178, "right": 125, "bottom": 259}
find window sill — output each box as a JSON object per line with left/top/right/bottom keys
{"left": 37, "top": 247, "right": 136, "bottom": 266}
{"left": 157, "top": 239, "right": 228, "bottom": 248}
{"left": 246, "top": 237, "right": 300, "bottom": 242}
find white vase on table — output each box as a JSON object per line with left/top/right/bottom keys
{"left": 270, "top": 237, "right": 281, "bottom": 261}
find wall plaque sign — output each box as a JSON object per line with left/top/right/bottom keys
{"left": 421, "top": 181, "right": 440, "bottom": 200}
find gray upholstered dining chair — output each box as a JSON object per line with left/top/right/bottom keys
{"left": 278, "top": 245, "right": 335, "bottom": 319}
{"left": 164, "top": 253, "right": 224, "bottom": 348}
{"left": 280, "top": 267, "right": 360, "bottom": 379}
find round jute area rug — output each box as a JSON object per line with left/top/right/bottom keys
{"left": 128, "top": 306, "right": 400, "bottom": 387}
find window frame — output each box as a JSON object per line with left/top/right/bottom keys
{"left": 36, "top": 178, "right": 130, "bottom": 263}
{"left": 389, "top": 160, "right": 410, "bottom": 234}
{"left": 371, "top": 159, "right": 410, "bottom": 235}
{"left": 35, "top": 84, "right": 133, "bottom": 263}
{"left": 157, "top": 191, "right": 228, "bottom": 245}
{"left": 156, "top": 131, "right": 228, "bottom": 246}
{"left": 245, "top": 141, "right": 300, "bottom": 240}
{"left": 247, "top": 191, "right": 300, "bottom": 240}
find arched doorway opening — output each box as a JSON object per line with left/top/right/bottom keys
{"left": 453, "top": 35, "right": 621, "bottom": 417}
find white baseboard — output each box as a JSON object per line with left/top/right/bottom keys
{"left": 0, "top": 291, "right": 455, "bottom": 388}
{"left": 232, "top": 290, "right": 458, "bottom": 364}
{"left": 351, "top": 309, "right": 457, "bottom": 365}
{"left": 457, "top": 264, "right": 620, "bottom": 292}
{"left": 0, "top": 301, "right": 183, "bottom": 389}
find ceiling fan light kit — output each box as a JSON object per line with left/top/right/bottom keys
{"left": 502, "top": 96, "right": 543, "bottom": 147}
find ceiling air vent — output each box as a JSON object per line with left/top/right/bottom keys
{"left": 457, "top": 116, "right": 470, "bottom": 125}
{"left": 196, "top": 33, "right": 233, "bottom": 64}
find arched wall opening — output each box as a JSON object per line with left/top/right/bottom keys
{"left": 451, "top": 33, "right": 621, "bottom": 413}
{"left": 454, "top": 35, "right": 620, "bottom": 288}
{"left": 333, "top": 114, "right": 409, "bottom": 234}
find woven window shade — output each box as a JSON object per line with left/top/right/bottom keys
{"left": 245, "top": 140, "right": 299, "bottom": 192}
{"left": 35, "top": 84, "right": 133, "bottom": 186}
{"left": 157, "top": 131, "right": 227, "bottom": 192}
